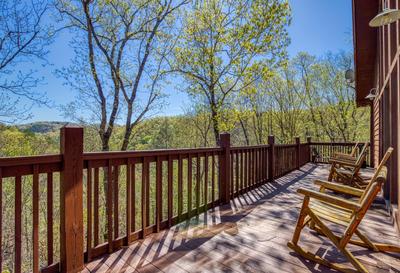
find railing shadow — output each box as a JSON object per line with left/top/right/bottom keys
{"left": 85, "top": 163, "right": 325, "bottom": 272}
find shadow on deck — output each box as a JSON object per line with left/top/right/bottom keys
{"left": 83, "top": 163, "right": 400, "bottom": 273}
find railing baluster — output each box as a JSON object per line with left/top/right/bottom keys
{"left": 256, "top": 149, "right": 259, "bottom": 185}
{"left": 113, "top": 165, "right": 119, "bottom": 238}
{"left": 46, "top": 172, "right": 53, "bottom": 265}
{"left": 126, "top": 161, "right": 132, "bottom": 244}
{"left": 249, "top": 149, "right": 252, "bottom": 188}
{"left": 141, "top": 160, "right": 146, "bottom": 238}
{"left": 145, "top": 161, "right": 150, "bottom": 228}
{"left": 93, "top": 168, "right": 99, "bottom": 246}
{"left": 142, "top": 159, "right": 150, "bottom": 237}
{"left": 263, "top": 148, "right": 266, "bottom": 182}
{"left": 196, "top": 154, "right": 200, "bottom": 215}
{"left": 107, "top": 162, "right": 113, "bottom": 252}
{"left": 204, "top": 153, "right": 208, "bottom": 210}
{"left": 211, "top": 153, "right": 215, "bottom": 207}
{"left": 131, "top": 164, "right": 136, "bottom": 233}
{"left": 178, "top": 154, "right": 183, "bottom": 220}
{"left": 188, "top": 154, "right": 192, "bottom": 217}
{"left": 252, "top": 149, "right": 256, "bottom": 188}
{"left": 168, "top": 155, "right": 173, "bottom": 227}
{"left": 156, "top": 156, "right": 162, "bottom": 232}
{"left": 244, "top": 150, "right": 248, "bottom": 191}
{"left": 235, "top": 151, "right": 239, "bottom": 196}
{"left": 230, "top": 152, "right": 234, "bottom": 197}
{"left": 15, "top": 175, "right": 22, "bottom": 273}
{"left": 241, "top": 150, "right": 245, "bottom": 191}
{"left": 87, "top": 164, "right": 92, "bottom": 260}
{"left": 33, "top": 165, "right": 39, "bottom": 273}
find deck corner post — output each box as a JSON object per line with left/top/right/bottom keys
{"left": 268, "top": 135, "right": 275, "bottom": 182}
{"left": 219, "top": 133, "right": 231, "bottom": 204}
{"left": 60, "top": 125, "right": 84, "bottom": 273}
{"left": 307, "top": 136, "right": 312, "bottom": 163}
{"left": 295, "top": 137, "right": 301, "bottom": 169}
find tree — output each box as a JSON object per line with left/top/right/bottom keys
{"left": 57, "top": 0, "right": 188, "bottom": 151}
{"left": 184, "top": 101, "right": 213, "bottom": 147}
{"left": 268, "top": 68, "right": 304, "bottom": 143}
{"left": 171, "top": 0, "right": 291, "bottom": 143}
{"left": 293, "top": 51, "right": 368, "bottom": 142}
{"left": 0, "top": 0, "right": 52, "bottom": 122}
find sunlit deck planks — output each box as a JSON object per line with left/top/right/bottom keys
{"left": 82, "top": 163, "right": 400, "bottom": 273}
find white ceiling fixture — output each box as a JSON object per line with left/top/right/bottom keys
{"left": 369, "top": 0, "right": 400, "bottom": 27}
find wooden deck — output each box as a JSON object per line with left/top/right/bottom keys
{"left": 83, "top": 163, "right": 400, "bottom": 273}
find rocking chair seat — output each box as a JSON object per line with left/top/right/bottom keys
{"left": 309, "top": 200, "right": 353, "bottom": 226}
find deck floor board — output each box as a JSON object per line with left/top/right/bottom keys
{"left": 83, "top": 164, "right": 400, "bottom": 273}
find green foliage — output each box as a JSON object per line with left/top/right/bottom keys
{"left": 0, "top": 127, "right": 58, "bottom": 156}
{"left": 173, "top": 0, "right": 291, "bottom": 141}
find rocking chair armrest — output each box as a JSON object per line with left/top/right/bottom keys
{"left": 313, "top": 180, "right": 364, "bottom": 197}
{"left": 328, "top": 158, "right": 358, "bottom": 167}
{"left": 297, "top": 188, "right": 361, "bottom": 211}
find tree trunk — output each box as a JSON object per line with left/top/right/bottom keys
{"left": 239, "top": 117, "right": 250, "bottom": 145}
{"left": 211, "top": 108, "right": 220, "bottom": 144}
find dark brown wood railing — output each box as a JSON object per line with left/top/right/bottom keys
{"left": 0, "top": 155, "right": 62, "bottom": 273}
{"left": 83, "top": 146, "right": 222, "bottom": 261}
{"left": 230, "top": 145, "right": 270, "bottom": 197}
{"left": 1, "top": 126, "right": 370, "bottom": 273}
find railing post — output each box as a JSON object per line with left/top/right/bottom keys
{"left": 60, "top": 125, "right": 84, "bottom": 273}
{"left": 307, "top": 136, "right": 312, "bottom": 163}
{"left": 268, "top": 135, "right": 275, "bottom": 182}
{"left": 218, "top": 133, "right": 231, "bottom": 204}
{"left": 295, "top": 137, "right": 301, "bottom": 169}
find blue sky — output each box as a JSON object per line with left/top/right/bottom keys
{"left": 25, "top": 0, "right": 353, "bottom": 123}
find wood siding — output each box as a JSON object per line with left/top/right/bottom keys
{"left": 369, "top": 0, "right": 400, "bottom": 213}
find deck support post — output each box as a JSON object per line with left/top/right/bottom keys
{"left": 268, "top": 136, "right": 275, "bottom": 182}
{"left": 60, "top": 125, "right": 84, "bottom": 273}
{"left": 295, "top": 137, "right": 301, "bottom": 169}
{"left": 219, "top": 133, "right": 231, "bottom": 204}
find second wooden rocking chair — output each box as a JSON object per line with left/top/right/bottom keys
{"left": 327, "top": 142, "right": 369, "bottom": 188}
{"left": 332, "top": 142, "right": 360, "bottom": 162}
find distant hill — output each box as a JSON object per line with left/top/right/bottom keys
{"left": 16, "top": 121, "right": 72, "bottom": 134}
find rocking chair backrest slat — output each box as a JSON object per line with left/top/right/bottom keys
{"left": 359, "top": 147, "right": 393, "bottom": 202}
{"left": 354, "top": 142, "right": 369, "bottom": 166}
{"left": 350, "top": 142, "right": 360, "bottom": 157}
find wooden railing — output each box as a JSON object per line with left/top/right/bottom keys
{"left": 83, "top": 146, "right": 223, "bottom": 261}
{"left": 1, "top": 126, "right": 369, "bottom": 273}
{"left": 0, "top": 155, "right": 62, "bottom": 273}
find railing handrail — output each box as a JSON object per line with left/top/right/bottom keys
{"left": 0, "top": 154, "right": 62, "bottom": 167}
{"left": 309, "top": 141, "right": 370, "bottom": 146}
{"left": 83, "top": 147, "right": 222, "bottom": 160}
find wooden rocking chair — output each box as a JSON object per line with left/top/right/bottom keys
{"left": 327, "top": 142, "right": 369, "bottom": 188}
{"left": 332, "top": 142, "right": 360, "bottom": 162}
{"left": 288, "top": 148, "right": 398, "bottom": 273}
